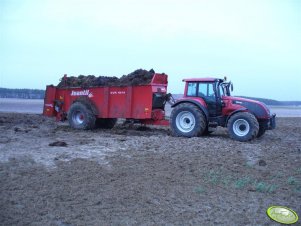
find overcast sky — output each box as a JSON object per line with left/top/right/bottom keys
{"left": 1, "top": 0, "right": 300, "bottom": 100}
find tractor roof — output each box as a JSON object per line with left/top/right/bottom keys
{"left": 182, "top": 78, "right": 223, "bottom": 82}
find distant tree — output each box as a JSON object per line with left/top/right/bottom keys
{"left": 236, "top": 96, "right": 301, "bottom": 106}
{"left": 0, "top": 88, "right": 45, "bottom": 99}
{"left": 171, "top": 94, "right": 301, "bottom": 106}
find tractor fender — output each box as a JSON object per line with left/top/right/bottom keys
{"left": 72, "top": 96, "right": 99, "bottom": 115}
{"left": 172, "top": 100, "right": 209, "bottom": 122}
{"left": 226, "top": 107, "right": 248, "bottom": 125}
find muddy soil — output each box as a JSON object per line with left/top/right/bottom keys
{"left": 57, "top": 69, "right": 157, "bottom": 88}
{"left": 0, "top": 113, "right": 300, "bottom": 225}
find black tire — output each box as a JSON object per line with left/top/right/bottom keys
{"left": 170, "top": 103, "right": 206, "bottom": 137}
{"left": 95, "top": 118, "right": 117, "bottom": 129}
{"left": 68, "top": 102, "right": 96, "bottom": 130}
{"left": 227, "top": 112, "right": 259, "bottom": 142}
{"left": 257, "top": 125, "right": 266, "bottom": 138}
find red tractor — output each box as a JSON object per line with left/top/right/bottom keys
{"left": 43, "top": 74, "right": 275, "bottom": 142}
{"left": 170, "top": 77, "right": 276, "bottom": 141}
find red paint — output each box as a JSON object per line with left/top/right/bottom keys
{"left": 221, "top": 96, "right": 247, "bottom": 116}
{"left": 222, "top": 96, "right": 270, "bottom": 118}
{"left": 43, "top": 85, "right": 56, "bottom": 117}
{"left": 177, "top": 96, "right": 207, "bottom": 107}
{"left": 183, "top": 77, "right": 218, "bottom": 82}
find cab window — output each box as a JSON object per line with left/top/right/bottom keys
{"left": 198, "top": 83, "right": 215, "bottom": 97}
{"left": 187, "top": 82, "right": 197, "bottom": 96}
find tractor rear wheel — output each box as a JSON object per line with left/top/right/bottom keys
{"left": 170, "top": 103, "right": 206, "bottom": 137}
{"left": 95, "top": 118, "right": 117, "bottom": 129}
{"left": 68, "top": 102, "right": 96, "bottom": 130}
{"left": 227, "top": 112, "right": 259, "bottom": 142}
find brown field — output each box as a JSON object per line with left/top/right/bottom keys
{"left": 0, "top": 112, "right": 300, "bottom": 225}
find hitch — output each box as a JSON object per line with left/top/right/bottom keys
{"left": 165, "top": 93, "right": 176, "bottom": 105}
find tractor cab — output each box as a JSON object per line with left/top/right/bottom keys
{"left": 183, "top": 77, "right": 231, "bottom": 117}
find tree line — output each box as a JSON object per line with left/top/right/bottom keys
{"left": 238, "top": 96, "right": 301, "bottom": 106}
{"left": 0, "top": 88, "right": 300, "bottom": 105}
{"left": 0, "top": 88, "right": 45, "bottom": 99}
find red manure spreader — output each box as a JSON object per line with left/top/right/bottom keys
{"left": 43, "top": 70, "right": 275, "bottom": 141}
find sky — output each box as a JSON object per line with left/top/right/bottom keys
{"left": 0, "top": 0, "right": 300, "bottom": 101}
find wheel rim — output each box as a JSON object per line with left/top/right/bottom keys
{"left": 233, "top": 119, "right": 250, "bottom": 136}
{"left": 175, "top": 111, "right": 195, "bottom": 133}
{"left": 72, "top": 110, "right": 85, "bottom": 125}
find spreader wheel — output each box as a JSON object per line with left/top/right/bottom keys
{"left": 68, "top": 102, "right": 96, "bottom": 130}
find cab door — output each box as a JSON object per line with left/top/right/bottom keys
{"left": 198, "top": 82, "right": 222, "bottom": 117}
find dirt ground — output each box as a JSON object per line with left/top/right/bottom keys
{"left": 0, "top": 113, "right": 300, "bottom": 226}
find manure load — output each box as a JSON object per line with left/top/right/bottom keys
{"left": 57, "top": 69, "right": 157, "bottom": 88}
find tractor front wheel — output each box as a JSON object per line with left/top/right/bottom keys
{"left": 170, "top": 103, "right": 206, "bottom": 137}
{"left": 68, "top": 102, "right": 96, "bottom": 130}
{"left": 257, "top": 125, "right": 266, "bottom": 138}
{"left": 227, "top": 112, "right": 259, "bottom": 142}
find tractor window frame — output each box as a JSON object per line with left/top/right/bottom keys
{"left": 218, "top": 83, "right": 224, "bottom": 97}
